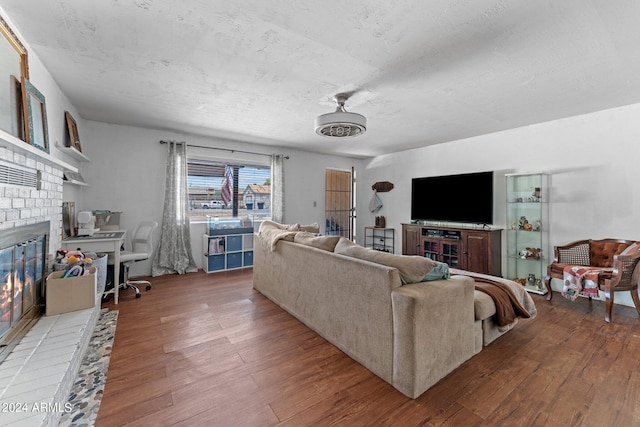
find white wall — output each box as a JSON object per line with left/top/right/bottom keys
{"left": 78, "top": 120, "right": 361, "bottom": 274}
{"left": 356, "top": 102, "right": 640, "bottom": 306}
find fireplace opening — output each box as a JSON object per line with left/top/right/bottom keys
{"left": 0, "top": 221, "right": 49, "bottom": 361}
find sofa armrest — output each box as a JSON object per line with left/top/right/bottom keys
{"left": 391, "top": 275, "right": 475, "bottom": 399}
{"left": 609, "top": 245, "right": 640, "bottom": 292}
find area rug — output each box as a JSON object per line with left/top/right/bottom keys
{"left": 58, "top": 308, "right": 119, "bottom": 427}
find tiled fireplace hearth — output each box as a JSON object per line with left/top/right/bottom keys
{"left": 1, "top": 131, "right": 100, "bottom": 426}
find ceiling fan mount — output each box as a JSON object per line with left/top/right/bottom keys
{"left": 314, "top": 92, "right": 367, "bottom": 138}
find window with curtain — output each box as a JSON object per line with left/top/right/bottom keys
{"left": 187, "top": 158, "right": 272, "bottom": 221}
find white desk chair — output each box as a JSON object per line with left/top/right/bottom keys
{"left": 119, "top": 221, "right": 158, "bottom": 298}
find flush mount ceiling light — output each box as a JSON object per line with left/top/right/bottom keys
{"left": 315, "top": 93, "right": 366, "bottom": 138}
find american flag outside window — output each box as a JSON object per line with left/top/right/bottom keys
{"left": 220, "top": 165, "right": 233, "bottom": 207}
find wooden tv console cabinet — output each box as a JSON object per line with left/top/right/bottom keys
{"left": 402, "top": 224, "right": 502, "bottom": 276}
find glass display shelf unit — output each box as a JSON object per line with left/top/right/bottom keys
{"left": 203, "top": 216, "right": 254, "bottom": 273}
{"left": 506, "top": 173, "right": 549, "bottom": 295}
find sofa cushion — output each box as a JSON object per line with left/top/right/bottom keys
{"left": 334, "top": 238, "right": 439, "bottom": 285}
{"left": 474, "top": 290, "right": 496, "bottom": 320}
{"left": 294, "top": 232, "right": 340, "bottom": 252}
{"left": 590, "top": 241, "right": 632, "bottom": 267}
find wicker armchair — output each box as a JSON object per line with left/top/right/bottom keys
{"left": 545, "top": 238, "right": 639, "bottom": 322}
{"left": 604, "top": 244, "right": 640, "bottom": 322}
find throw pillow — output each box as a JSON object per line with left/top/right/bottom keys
{"left": 421, "top": 262, "right": 451, "bottom": 281}
{"left": 334, "top": 238, "right": 440, "bottom": 284}
{"left": 299, "top": 223, "right": 320, "bottom": 234}
{"left": 294, "top": 232, "right": 341, "bottom": 252}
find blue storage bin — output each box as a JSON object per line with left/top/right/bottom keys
{"left": 207, "top": 254, "right": 225, "bottom": 271}
{"left": 226, "top": 252, "right": 243, "bottom": 269}
{"left": 227, "top": 235, "right": 243, "bottom": 252}
{"left": 243, "top": 251, "right": 253, "bottom": 266}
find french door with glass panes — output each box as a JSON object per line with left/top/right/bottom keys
{"left": 325, "top": 168, "right": 355, "bottom": 239}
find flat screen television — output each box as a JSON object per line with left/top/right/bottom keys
{"left": 411, "top": 171, "right": 494, "bottom": 225}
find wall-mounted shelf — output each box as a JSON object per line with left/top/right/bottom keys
{"left": 55, "top": 141, "right": 91, "bottom": 162}
{"left": 63, "top": 170, "right": 89, "bottom": 186}
{"left": 0, "top": 128, "right": 77, "bottom": 172}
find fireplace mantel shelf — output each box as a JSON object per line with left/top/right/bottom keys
{"left": 0, "top": 128, "right": 78, "bottom": 173}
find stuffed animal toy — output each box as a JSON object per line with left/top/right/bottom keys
{"left": 527, "top": 247, "right": 542, "bottom": 260}
{"left": 519, "top": 248, "right": 532, "bottom": 259}
{"left": 518, "top": 216, "right": 529, "bottom": 230}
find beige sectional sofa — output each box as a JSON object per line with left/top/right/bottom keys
{"left": 253, "top": 222, "right": 536, "bottom": 399}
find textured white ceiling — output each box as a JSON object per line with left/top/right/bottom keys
{"left": 3, "top": 0, "right": 640, "bottom": 158}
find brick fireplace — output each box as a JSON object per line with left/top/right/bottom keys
{"left": 0, "top": 142, "right": 64, "bottom": 353}
{"left": 0, "top": 132, "right": 101, "bottom": 426}
{"left": 0, "top": 221, "right": 49, "bottom": 349}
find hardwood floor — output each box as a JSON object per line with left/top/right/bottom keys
{"left": 97, "top": 269, "right": 640, "bottom": 426}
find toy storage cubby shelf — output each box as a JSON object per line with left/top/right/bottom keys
{"left": 203, "top": 216, "right": 254, "bottom": 273}
{"left": 506, "top": 173, "right": 549, "bottom": 295}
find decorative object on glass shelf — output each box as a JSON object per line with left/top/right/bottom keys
{"left": 527, "top": 274, "right": 536, "bottom": 287}
{"left": 533, "top": 187, "right": 541, "bottom": 201}
{"left": 22, "top": 78, "right": 49, "bottom": 153}
{"left": 375, "top": 216, "right": 386, "bottom": 228}
{"left": 519, "top": 247, "right": 541, "bottom": 260}
{"left": 518, "top": 216, "right": 529, "bottom": 230}
{"left": 65, "top": 111, "right": 82, "bottom": 152}
{"left": 534, "top": 219, "right": 542, "bottom": 231}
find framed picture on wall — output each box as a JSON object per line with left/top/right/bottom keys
{"left": 10, "top": 75, "right": 25, "bottom": 139}
{"left": 0, "top": 16, "right": 29, "bottom": 140}
{"left": 65, "top": 111, "right": 82, "bottom": 152}
{"left": 22, "top": 77, "right": 49, "bottom": 154}
{"left": 62, "top": 201, "right": 75, "bottom": 239}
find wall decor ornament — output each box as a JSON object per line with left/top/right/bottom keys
{"left": 0, "top": 16, "right": 29, "bottom": 139}
{"left": 371, "top": 181, "right": 394, "bottom": 192}
{"left": 22, "top": 78, "right": 49, "bottom": 154}
{"left": 65, "top": 111, "right": 82, "bottom": 152}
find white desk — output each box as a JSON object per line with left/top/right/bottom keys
{"left": 62, "top": 231, "right": 126, "bottom": 304}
